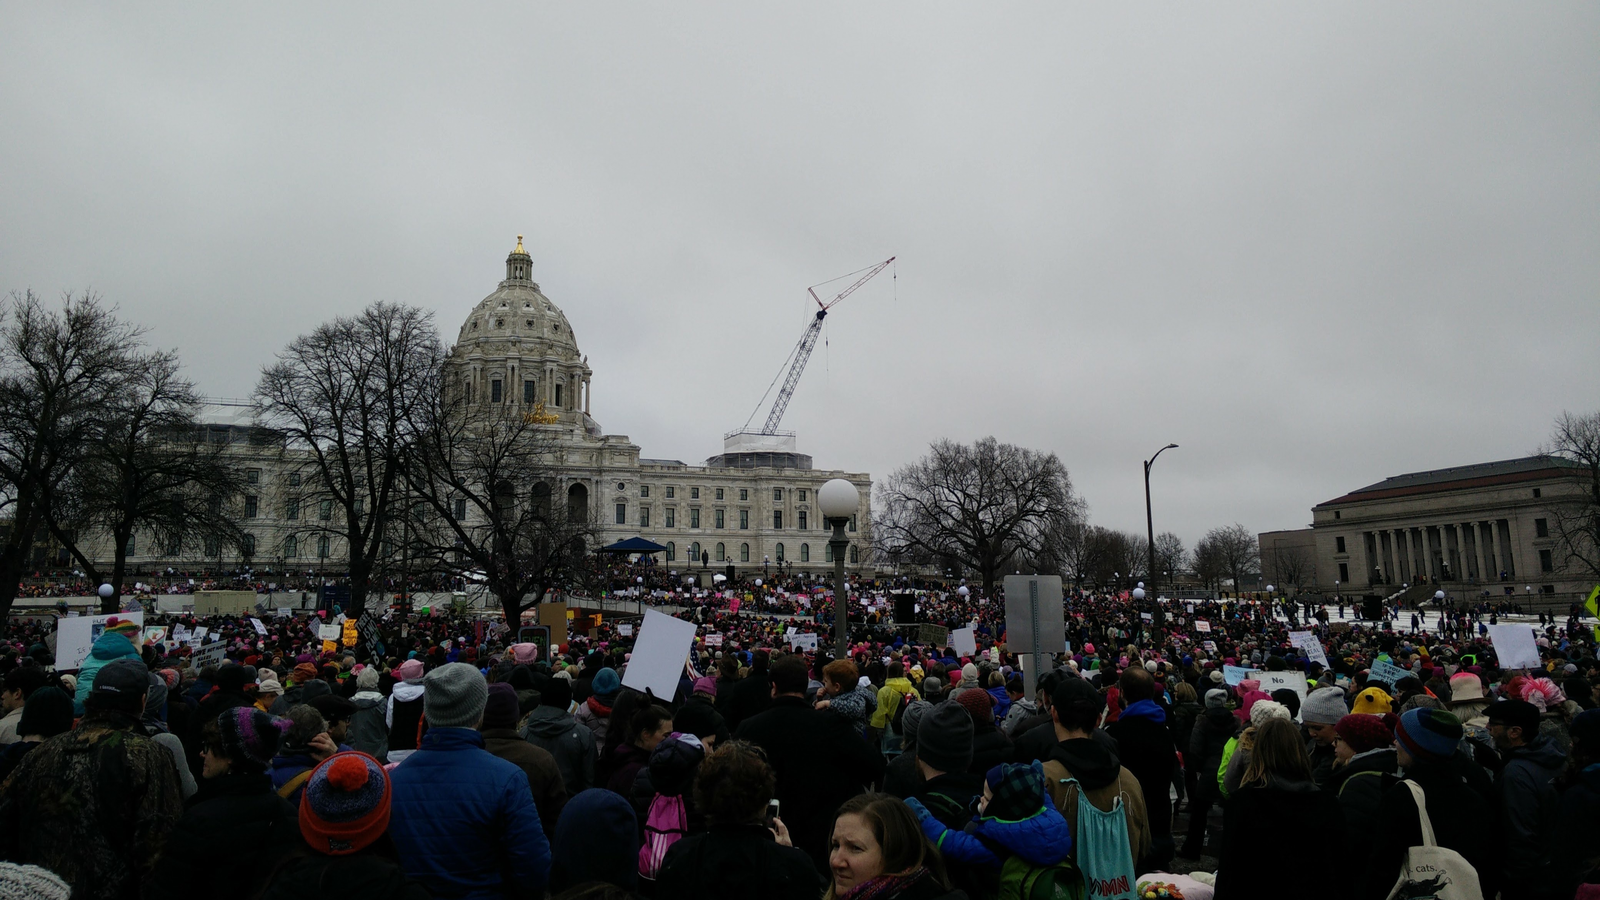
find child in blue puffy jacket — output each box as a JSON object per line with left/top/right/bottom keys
{"left": 905, "top": 760, "right": 1073, "bottom": 872}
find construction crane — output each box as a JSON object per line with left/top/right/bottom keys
{"left": 742, "top": 257, "right": 895, "bottom": 435}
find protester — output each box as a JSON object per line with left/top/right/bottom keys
{"left": 473, "top": 681, "right": 567, "bottom": 828}
{"left": 1362, "top": 708, "right": 1497, "bottom": 900}
{"left": 0, "top": 666, "right": 47, "bottom": 744}
{"left": 386, "top": 658, "right": 427, "bottom": 763}
{"left": 906, "top": 761, "right": 1073, "bottom": 885}
{"left": 388, "top": 662, "right": 551, "bottom": 899}
{"left": 0, "top": 685, "right": 73, "bottom": 783}
{"left": 575, "top": 666, "right": 620, "bottom": 750}
{"left": 1300, "top": 685, "right": 1347, "bottom": 786}
{"left": 653, "top": 740, "right": 821, "bottom": 900}
{"left": 0, "top": 658, "right": 183, "bottom": 899}
{"left": 1179, "top": 686, "right": 1237, "bottom": 859}
{"left": 1041, "top": 677, "right": 1151, "bottom": 867}
{"left": 1323, "top": 712, "right": 1397, "bottom": 858}
{"left": 1487, "top": 697, "right": 1566, "bottom": 900}
{"left": 345, "top": 666, "right": 389, "bottom": 761}
{"left": 1555, "top": 708, "right": 1600, "bottom": 897}
{"left": 548, "top": 789, "right": 641, "bottom": 896}
{"left": 1103, "top": 666, "right": 1176, "bottom": 868}
{"left": 825, "top": 793, "right": 963, "bottom": 900}
{"left": 1214, "top": 717, "right": 1345, "bottom": 899}
{"left": 71, "top": 616, "right": 142, "bottom": 715}
{"left": 736, "top": 655, "right": 886, "bottom": 869}
{"left": 270, "top": 704, "right": 339, "bottom": 805}
{"left": 523, "top": 678, "right": 597, "bottom": 797}
{"left": 145, "top": 707, "right": 298, "bottom": 897}
{"left": 258, "top": 751, "right": 430, "bottom": 900}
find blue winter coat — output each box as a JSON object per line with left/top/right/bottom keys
{"left": 907, "top": 793, "right": 1073, "bottom": 868}
{"left": 388, "top": 727, "right": 551, "bottom": 900}
{"left": 988, "top": 686, "right": 1013, "bottom": 724}
{"left": 73, "top": 631, "right": 142, "bottom": 715}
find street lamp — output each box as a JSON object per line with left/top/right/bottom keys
{"left": 818, "top": 479, "right": 860, "bottom": 662}
{"left": 1144, "top": 443, "right": 1179, "bottom": 625}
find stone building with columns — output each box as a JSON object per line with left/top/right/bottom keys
{"left": 83, "top": 237, "right": 873, "bottom": 580}
{"left": 1302, "top": 455, "right": 1591, "bottom": 605}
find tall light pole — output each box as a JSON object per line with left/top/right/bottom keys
{"left": 1144, "top": 443, "right": 1178, "bottom": 630}
{"left": 819, "top": 479, "right": 860, "bottom": 662}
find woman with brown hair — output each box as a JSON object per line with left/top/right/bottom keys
{"left": 1213, "top": 717, "right": 1345, "bottom": 900}
{"left": 653, "top": 740, "right": 821, "bottom": 900}
{"left": 826, "top": 793, "right": 965, "bottom": 900}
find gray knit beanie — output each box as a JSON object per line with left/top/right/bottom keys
{"left": 1301, "top": 687, "right": 1348, "bottom": 725}
{"left": 1205, "top": 688, "right": 1229, "bottom": 709}
{"left": 915, "top": 700, "right": 974, "bottom": 774}
{"left": 424, "top": 663, "right": 488, "bottom": 729}
{"left": 0, "top": 862, "right": 70, "bottom": 900}
{"left": 901, "top": 699, "right": 934, "bottom": 746}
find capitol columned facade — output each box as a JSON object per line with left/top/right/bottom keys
{"left": 90, "top": 238, "right": 872, "bottom": 580}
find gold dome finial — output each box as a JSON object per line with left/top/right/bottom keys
{"left": 514, "top": 234, "right": 526, "bottom": 255}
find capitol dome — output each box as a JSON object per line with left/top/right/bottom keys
{"left": 450, "top": 236, "right": 596, "bottom": 431}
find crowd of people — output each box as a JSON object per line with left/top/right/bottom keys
{"left": 0, "top": 575, "right": 1593, "bottom": 899}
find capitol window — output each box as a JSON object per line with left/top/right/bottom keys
{"left": 690, "top": 508, "right": 700, "bottom": 528}
{"left": 666, "top": 487, "right": 675, "bottom": 499}
{"left": 284, "top": 536, "right": 298, "bottom": 558}
{"left": 491, "top": 380, "right": 502, "bottom": 403}
{"left": 715, "top": 488, "right": 724, "bottom": 501}
{"left": 666, "top": 542, "right": 676, "bottom": 561}
{"left": 741, "top": 543, "right": 750, "bottom": 562}
{"left": 798, "top": 511, "right": 807, "bottom": 530}
{"left": 773, "top": 487, "right": 782, "bottom": 501}
{"left": 640, "top": 508, "right": 650, "bottom": 527}
{"left": 799, "top": 489, "right": 807, "bottom": 501}
{"left": 801, "top": 543, "right": 810, "bottom": 562}
{"left": 773, "top": 511, "right": 782, "bottom": 529}
{"left": 640, "top": 485, "right": 650, "bottom": 498}
{"left": 691, "top": 488, "right": 700, "bottom": 499}
{"left": 615, "top": 503, "right": 626, "bottom": 525}
{"left": 524, "top": 381, "right": 535, "bottom": 403}
{"left": 739, "top": 489, "right": 748, "bottom": 501}
{"left": 715, "top": 509, "right": 725, "bottom": 529}
{"left": 554, "top": 385, "right": 563, "bottom": 407}
{"left": 665, "top": 508, "right": 675, "bottom": 528}
{"left": 739, "top": 510, "right": 749, "bottom": 530}
{"left": 715, "top": 543, "right": 726, "bottom": 561}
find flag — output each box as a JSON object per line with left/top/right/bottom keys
{"left": 1586, "top": 584, "right": 1600, "bottom": 619}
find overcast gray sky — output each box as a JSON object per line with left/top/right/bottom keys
{"left": 3, "top": 4, "right": 1596, "bottom": 552}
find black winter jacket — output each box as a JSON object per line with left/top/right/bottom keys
{"left": 144, "top": 771, "right": 298, "bottom": 899}
{"left": 1187, "top": 706, "right": 1238, "bottom": 797}
{"left": 257, "top": 851, "right": 431, "bottom": 900}
{"left": 1323, "top": 748, "right": 1397, "bottom": 860}
{"left": 654, "top": 823, "right": 822, "bottom": 900}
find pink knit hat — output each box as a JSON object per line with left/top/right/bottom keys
{"left": 398, "top": 659, "right": 425, "bottom": 681}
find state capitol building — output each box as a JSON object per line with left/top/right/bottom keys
{"left": 104, "top": 238, "right": 873, "bottom": 580}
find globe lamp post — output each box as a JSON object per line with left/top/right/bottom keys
{"left": 818, "top": 479, "right": 860, "bottom": 662}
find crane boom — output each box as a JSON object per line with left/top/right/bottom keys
{"left": 757, "top": 257, "right": 893, "bottom": 435}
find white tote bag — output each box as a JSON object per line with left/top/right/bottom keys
{"left": 1385, "top": 781, "right": 1483, "bottom": 900}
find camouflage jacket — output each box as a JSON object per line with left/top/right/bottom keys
{"left": 0, "top": 715, "right": 184, "bottom": 899}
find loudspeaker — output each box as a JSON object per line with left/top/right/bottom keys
{"left": 893, "top": 594, "right": 916, "bottom": 624}
{"left": 1361, "top": 595, "right": 1383, "bottom": 620}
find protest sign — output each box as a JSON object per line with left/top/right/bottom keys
{"left": 1488, "top": 624, "right": 1542, "bottom": 670}
{"left": 1224, "top": 665, "right": 1259, "bottom": 686}
{"left": 1367, "top": 659, "right": 1411, "bottom": 687}
{"left": 789, "top": 633, "right": 819, "bottom": 652}
{"left": 1195, "top": 620, "right": 1211, "bottom": 633}
{"left": 704, "top": 632, "right": 723, "bottom": 647}
{"left": 1140, "top": 612, "right": 1153, "bottom": 622}
{"left": 619, "top": 623, "right": 634, "bottom": 637}
{"left": 318, "top": 623, "right": 340, "bottom": 641}
{"left": 1202, "top": 640, "right": 1217, "bottom": 653}
{"left": 951, "top": 627, "right": 977, "bottom": 657}
{"left": 54, "top": 611, "right": 145, "bottom": 671}
{"left": 1288, "top": 631, "right": 1330, "bottom": 669}
{"left": 190, "top": 640, "right": 227, "bottom": 669}
{"left": 919, "top": 624, "right": 949, "bottom": 647}
{"left": 622, "top": 609, "right": 697, "bottom": 700}
{"left": 276, "top": 607, "right": 291, "bottom": 618}
{"left": 249, "top": 618, "right": 268, "bottom": 636}
{"left": 188, "top": 628, "right": 208, "bottom": 645}
{"left": 1255, "top": 670, "right": 1309, "bottom": 701}
{"left": 142, "top": 626, "right": 168, "bottom": 646}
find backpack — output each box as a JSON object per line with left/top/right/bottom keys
{"left": 1384, "top": 781, "right": 1483, "bottom": 900}
{"left": 889, "top": 689, "right": 917, "bottom": 735}
{"left": 1052, "top": 776, "right": 1138, "bottom": 900}
{"left": 998, "top": 853, "right": 1084, "bottom": 900}
{"left": 637, "top": 793, "right": 688, "bottom": 882}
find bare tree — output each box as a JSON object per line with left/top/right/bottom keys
{"left": 254, "top": 302, "right": 441, "bottom": 615}
{"left": 1268, "top": 544, "right": 1315, "bottom": 589}
{"left": 46, "top": 348, "right": 246, "bottom": 611}
{"left": 875, "top": 437, "right": 1084, "bottom": 592}
{"left": 1119, "top": 533, "right": 1150, "bottom": 585}
{"left": 0, "top": 292, "right": 146, "bottom": 619}
{"left": 1154, "top": 531, "right": 1188, "bottom": 580}
{"left": 402, "top": 369, "right": 595, "bottom": 625}
{"left": 1075, "top": 525, "right": 1133, "bottom": 588}
{"left": 1544, "top": 410, "right": 1600, "bottom": 584}
{"left": 1195, "top": 523, "right": 1260, "bottom": 590}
